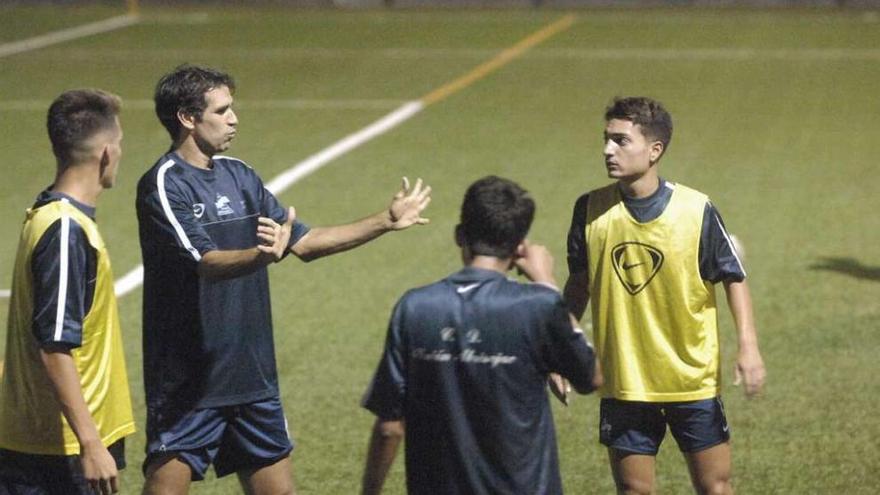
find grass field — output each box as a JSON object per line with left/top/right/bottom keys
{"left": 2, "top": 4, "right": 879, "bottom": 493}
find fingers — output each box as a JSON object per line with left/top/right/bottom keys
{"left": 88, "top": 474, "right": 116, "bottom": 495}
{"left": 395, "top": 177, "right": 409, "bottom": 199}
{"left": 733, "top": 366, "right": 743, "bottom": 386}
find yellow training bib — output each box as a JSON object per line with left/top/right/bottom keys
{"left": 586, "top": 183, "right": 719, "bottom": 402}
{"left": 0, "top": 199, "right": 135, "bottom": 455}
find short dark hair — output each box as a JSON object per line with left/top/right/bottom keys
{"left": 47, "top": 89, "right": 121, "bottom": 166}
{"left": 459, "top": 176, "right": 535, "bottom": 258}
{"left": 154, "top": 64, "right": 235, "bottom": 141}
{"left": 605, "top": 96, "right": 673, "bottom": 156}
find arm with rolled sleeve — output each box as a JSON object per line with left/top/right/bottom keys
{"left": 31, "top": 217, "right": 119, "bottom": 493}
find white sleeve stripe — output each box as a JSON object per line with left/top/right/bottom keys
{"left": 53, "top": 200, "right": 70, "bottom": 342}
{"left": 713, "top": 211, "right": 747, "bottom": 278}
{"left": 157, "top": 160, "right": 202, "bottom": 262}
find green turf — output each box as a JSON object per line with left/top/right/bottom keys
{"left": 1, "top": 6, "right": 879, "bottom": 494}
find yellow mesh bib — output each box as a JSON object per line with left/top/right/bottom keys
{"left": 0, "top": 200, "right": 135, "bottom": 454}
{"left": 586, "top": 183, "right": 719, "bottom": 402}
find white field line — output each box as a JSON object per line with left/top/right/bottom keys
{"left": 109, "top": 101, "right": 425, "bottom": 298}
{"left": 0, "top": 14, "right": 139, "bottom": 59}
{"left": 32, "top": 46, "right": 880, "bottom": 62}
{"left": 0, "top": 98, "right": 407, "bottom": 112}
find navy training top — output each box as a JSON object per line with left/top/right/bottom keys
{"left": 136, "top": 152, "right": 309, "bottom": 413}
{"left": 363, "top": 267, "right": 597, "bottom": 495}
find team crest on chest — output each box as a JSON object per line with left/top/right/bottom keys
{"left": 214, "top": 194, "right": 234, "bottom": 216}
{"left": 611, "top": 242, "right": 664, "bottom": 295}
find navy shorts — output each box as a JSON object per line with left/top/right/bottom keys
{"left": 144, "top": 396, "right": 293, "bottom": 480}
{"left": 599, "top": 397, "right": 730, "bottom": 455}
{"left": 0, "top": 439, "right": 125, "bottom": 495}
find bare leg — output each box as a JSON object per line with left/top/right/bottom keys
{"left": 683, "top": 442, "right": 733, "bottom": 495}
{"left": 238, "top": 455, "right": 296, "bottom": 495}
{"left": 142, "top": 457, "right": 193, "bottom": 495}
{"left": 608, "top": 449, "right": 656, "bottom": 495}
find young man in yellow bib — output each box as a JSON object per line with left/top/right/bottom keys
{"left": 0, "top": 89, "right": 135, "bottom": 495}
{"left": 563, "top": 97, "right": 766, "bottom": 495}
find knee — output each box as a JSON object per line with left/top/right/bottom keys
{"left": 616, "top": 479, "right": 654, "bottom": 495}
{"left": 697, "top": 477, "right": 732, "bottom": 495}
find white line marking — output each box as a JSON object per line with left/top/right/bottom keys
{"left": 0, "top": 98, "right": 407, "bottom": 112}
{"left": 27, "top": 46, "right": 880, "bottom": 62}
{"left": 264, "top": 101, "right": 423, "bottom": 194}
{"left": 109, "top": 100, "right": 425, "bottom": 298}
{"left": 0, "top": 14, "right": 139, "bottom": 59}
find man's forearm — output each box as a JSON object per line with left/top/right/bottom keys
{"left": 40, "top": 349, "right": 102, "bottom": 448}
{"left": 197, "top": 248, "right": 273, "bottom": 280}
{"left": 724, "top": 280, "right": 759, "bottom": 348}
{"left": 293, "top": 210, "right": 392, "bottom": 262}
{"left": 362, "top": 419, "right": 404, "bottom": 495}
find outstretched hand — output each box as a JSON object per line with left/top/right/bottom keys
{"left": 388, "top": 177, "right": 431, "bottom": 230}
{"left": 257, "top": 207, "right": 296, "bottom": 261}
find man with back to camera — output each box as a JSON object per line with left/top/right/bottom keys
{"left": 563, "top": 96, "right": 766, "bottom": 495}
{"left": 137, "top": 64, "right": 431, "bottom": 494}
{"left": 360, "top": 175, "right": 602, "bottom": 495}
{"left": 0, "top": 89, "right": 135, "bottom": 495}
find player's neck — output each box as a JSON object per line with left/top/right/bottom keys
{"left": 618, "top": 169, "right": 660, "bottom": 199}
{"left": 52, "top": 165, "right": 101, "bottom": 207}
{"left": 467, "top": 255, "right": 512, "bottom": 275}
{"left": 174, "top": 138, "right": 213, "bottom": 169}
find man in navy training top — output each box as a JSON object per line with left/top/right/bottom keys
{"left": 361, "top": 175, "right": 602, "bottom": 495}
{"left": 136, "top": 64, "right": 432, "bottom": 494}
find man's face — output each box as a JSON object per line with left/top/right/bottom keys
{"left": 98, "top": 116, "right": 122, "bottom": 189}
{"left": 602, "top": 118, "right": 661, "bottom": 181}
{"left": 192, "top": 85, "right": 238, "bottom": 155}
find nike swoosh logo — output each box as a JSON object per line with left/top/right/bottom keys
{"left": 622, "top": 261, "right": 645, "bottom": 270}
{"left": 456, "top": 283, "right": 481, "bottom": 294}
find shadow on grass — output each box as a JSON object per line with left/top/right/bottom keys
{"left": 810, "top": 257, "right": 880, "bottom": 282}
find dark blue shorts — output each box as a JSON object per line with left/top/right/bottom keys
{"left": 0, "top": 439, "right": 125, "bottom": 495}
{"left": 144, "top": 396, "right": 293, "bottom": 480}
{"left": 599, "top": 397, "right": 730, "bottom": 455}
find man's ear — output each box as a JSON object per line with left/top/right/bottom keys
{"left": 98, "top": 145, "right": 110, "bottom": 176}
{"left": 177, "top": 108, "right": 197, "bottom": 131}
{"left": 649, "top": 140, "right": 665, "bottom": 164}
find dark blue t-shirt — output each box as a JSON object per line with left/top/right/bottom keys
{"left": 566, "top": 179, "right": 746, "bottom": 283}
{"left": 363, "top": 267, "right": 596, "bottom": 495}
{"left": 136, "top": 152, "right": 309, "bottom": 413}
